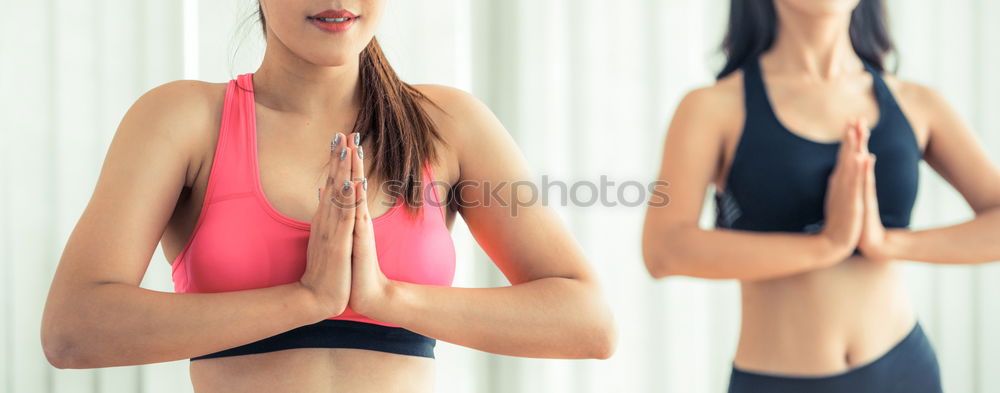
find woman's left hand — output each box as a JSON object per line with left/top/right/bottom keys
{"left": 345, "top": 134, "right": 394, "bottom": 318}
{"left": 857, "top": 122, "right": 893, "bottom": 262}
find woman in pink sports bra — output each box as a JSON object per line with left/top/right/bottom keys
{"left": 40, "top": 1, "right": 617, "bottom": 391}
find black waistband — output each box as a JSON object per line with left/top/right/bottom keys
{"left": 191, "top": 319, "right": 436, "bottom": 360}
{"left": 728, "top": 322, "right": 942, "bottom": 393}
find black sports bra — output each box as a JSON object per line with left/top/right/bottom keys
{"left": 715, "top": 57, "right": 923, "bottom": 233}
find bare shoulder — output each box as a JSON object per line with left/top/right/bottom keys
{"left": 411, "top": 84, "right": 503, "bottom": 183}
{"left": 131, "top": 79, "right": 227, "bottom": 130}
{"left": 411, "top": 83, "right": 493, "bottom": 129}
{"left": 691, "top": 70, "right": 744, "bottom": 104}
{"left": 883, "top": 72, "right": 960, "bottom": 117}
{"left": 881, "top": 73, "right": 952, "bottom": 145}
{"left": 882, "top": 73, "right": 945, "bottom": 108}
{"left": 121, "top": 79, "right": 228, "bottom": 187}
{"left": 667, "top": 71, "right": 744, "bottom": 139}
{"left": 687, "top": 71, "right": 742, "bottom": 112}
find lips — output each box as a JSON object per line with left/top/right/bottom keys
{"left": 307, "top": 9, "right": 358, "bottom": 33}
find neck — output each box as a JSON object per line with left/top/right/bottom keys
{"left": 766, "top": 5, "right": 862, "bottom": 80}
{"left": 252, "top": 35, "right": 362, "bottom": 119}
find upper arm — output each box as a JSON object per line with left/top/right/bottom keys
{"left": 909, "top": 82, "right": 1000, "bottom": 213}
{"left": 417, "top": 85, "right": 595, "bottom": 285}
{"left": 49, "top": 81, "right": 218, "bottom": 295}
{"left": 642, "top": 81, "right": 739, "bottom": 255}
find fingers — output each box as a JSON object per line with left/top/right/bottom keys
{"left": 854, "top": 119, "right": 873, "bottom": 197}
{"left": 836, "top": 118, "right": 874, "bottom": 187}
{"left": 838, "top": 119, "right": 858, "bottom": 165}
{"left": 354, "top": 177, "right": 371, "bottom": 234}
{"left": 319, "top": 132, "right": 354, "bottom": 224}
{"left": 856, "top": 118, "right": 871, "bottom": 155}
{"left": 345, "top": 132, "right": 372, "bottom": 252}
{"left": 852, "top": 152, "right": 867, "bottom": 197}
{"left": 834, "top": 120, "right": 867, "bottom": 204}
{"left": 850, "top": 119, "right": 867, "bottom": 191}
{"left": 349, "top": 132, "right": 364, "bottom": 184}
{"left": 348, "top": 132, "right": 367, "bottom": 220}
{"left": 333, "top": 144, "right": 356, "bottom": 225}
{"left": 865, "top": 153, "right": 878, "bottom": 209}
{"left": 316, "top": 133, "right": 345, "bottom": 222}
{"left": 329, "top": 132, "right": 345, "bottom": 180}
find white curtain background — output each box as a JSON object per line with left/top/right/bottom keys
{"left": 2, "top": 0, "right": 998, "bottom": 392}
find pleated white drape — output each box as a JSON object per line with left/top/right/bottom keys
{"left": 2, "top": 1, "right": 998, "bottom": 392}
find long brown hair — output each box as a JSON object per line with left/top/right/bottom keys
{"left": 256, "top": 4, "right": 443, "bottom": 213}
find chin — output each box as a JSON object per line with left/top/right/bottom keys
{"left": 775, "top": 0, "right": 861, "bottom": 16}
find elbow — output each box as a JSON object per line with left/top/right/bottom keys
{"left": 642, "top": 221, "right": 706, "bottom": 278}
{"left": 41, "top": 327, "right": 85, "bottom": 369}
{"left": 588, "top": 314, "right": 618, "bottom": 360}
{"left": 571, "top": 310, "right": 616, "bottom": 360}
{"left": 643, "top": 249, "right": 675, "bottom": 279}
{"left": 41, "top": 312, "right": 98, "bottom": 369}
{"left": 577, "top": 284, "right": 618, "bottom": 360}
{"left": 41, "top": 303, "right": 75, "bottom": 369}
{"left": 43, "top": 345, "right": 74, "bottom": 370}
{"left": 642, "top": 231, "right": 685, "bottom": 279}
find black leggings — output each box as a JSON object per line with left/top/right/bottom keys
{"left": 728, "top": 322, "right": 943, "bottom": 393}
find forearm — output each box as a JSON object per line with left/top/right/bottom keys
{"left": 42, "top": 282, "right": 324, "bottom": 368}
{"left": 885, "top": 208, "right": 1000, "bottom": 264}
{"left": 370, "top": 277, "right": 615, "bottom": 359}
{"left": 645, "top": 227, "right": 849, "bottom": 281}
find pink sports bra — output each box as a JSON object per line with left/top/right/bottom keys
{"left": 170, "top": 73, "right": 456, "bottom": 360}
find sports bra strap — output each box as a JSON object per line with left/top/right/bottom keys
{"left": 741, "top": 58, "right": 773, "bottom": 123}
{"left": 860, "top": 59, "right": 893, "bottom": 109}
{"left": 203, "top": 75, "right": 259, "bottom": 205}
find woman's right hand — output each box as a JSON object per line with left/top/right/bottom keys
{"left": 299, "top": 133, "right": 355, "bottom": 319}
{"left": 819, "top": 119, "right": 873, "bottom": 256}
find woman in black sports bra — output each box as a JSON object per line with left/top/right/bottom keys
{"left": 643, "top": 0, "right": 1000, "bottom": 392}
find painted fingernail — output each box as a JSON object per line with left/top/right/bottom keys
{"left": 354, "top": 133, "right": 360, "bottom": 146}
{"left": 363, "top": 178, "right": 368, "bottom": 191}
{"left": 343, "top": 180, "right": 351, "bottom": 192}
{"left": 358, "top": 145, "right": 364, "bottom": 160}
{"left": 340, "top": 148, "right": 347, "bottom": 161}
{"left": 332, "top": 134, "right": 341, "bottom": 150}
